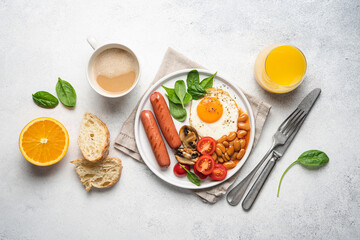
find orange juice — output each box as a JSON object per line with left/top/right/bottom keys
{"left": 254, "top": 44, "right": 307, "bottom": 93}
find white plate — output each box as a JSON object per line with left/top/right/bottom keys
{"left": 134, "top": 69, "right": 255, "bottom": 189}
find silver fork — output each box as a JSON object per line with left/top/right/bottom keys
{"left": 226, "top": 108, "right": 306, "bottom": 206}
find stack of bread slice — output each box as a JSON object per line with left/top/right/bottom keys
{"left": 71, "top": 112, "right": 122, "bottom": 192}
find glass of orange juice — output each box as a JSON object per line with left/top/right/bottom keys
{"left": 254, "top": 44, "right": 307, "bottom": 94}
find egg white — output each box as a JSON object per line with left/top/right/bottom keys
{"left": 189, "top": 88, "right": 239, "bottom": 140}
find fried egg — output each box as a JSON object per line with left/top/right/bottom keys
{"left": 189, "top": 88, "right": 239, "bottom": 140}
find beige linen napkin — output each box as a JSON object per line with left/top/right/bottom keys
{"left": 115, "top": 48, "right": 271, "bottom": 203}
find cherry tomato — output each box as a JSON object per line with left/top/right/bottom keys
{"left": 210, "top": 164, "right": 227, "bottom": 181}
{"left": 195, "top": 155, "right": 215, "bottom": 175}
{"left": 173, "top": 163, "right": 190, "bottom": 177}
{"left": 197, "top": 137, "right": 216, "bottom": 155}
{"left": 194, "top": 167, "right": 208, "bottom": 180}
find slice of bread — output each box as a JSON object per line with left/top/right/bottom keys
{"left": 71, "top": 157, "right": 122, "bottom": 192}
{"left": 78, "top": 111, "right": 110, "bottom": 161}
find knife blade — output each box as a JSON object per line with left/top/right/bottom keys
{"left": 241, "top": 88, "right": 321, "bottom": 210}
{"left": 274, "top": 88, "right": 321, "bottom": 158}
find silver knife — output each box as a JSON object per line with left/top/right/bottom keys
{"left": 241, "top": 88, "right": 321, "bottom": 210}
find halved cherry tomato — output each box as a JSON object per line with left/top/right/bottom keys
{"left": 173, "top": 163, "right": 190, "bottom": 177}
{"left": 194, "top": 167, "right": 208, "bottom": 180}
{"left": 210, "top": 164, "right": 227, "bottom": 181}
{"left": 197, "top": 137, "right": 216, "bottom": 155}
{"left": 195, "top": 155, "right": 215, "bottom": 175}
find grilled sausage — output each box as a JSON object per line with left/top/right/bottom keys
{"left": 140, "top": 110, "right": 170, "bottom": 168}
{"left": 150, "top": 92, "right": 182, "bottom": 149}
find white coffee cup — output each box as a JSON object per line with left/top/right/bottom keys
{"left": 86, "top": 36, "right": 141, "bottom": 98}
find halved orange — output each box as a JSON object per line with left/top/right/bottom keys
{"left": 19, "top": 117, "right": 69, "bottom": 166}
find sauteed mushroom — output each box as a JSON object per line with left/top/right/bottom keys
{"left": 179, "top": 125, "right": 199, "bottom": 149}
{"left": 175, "top": 148, "right": 200, "bottom": 165}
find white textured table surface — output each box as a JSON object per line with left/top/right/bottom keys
{"left": 1, "top": 1, "right": 359, "bottom": 239}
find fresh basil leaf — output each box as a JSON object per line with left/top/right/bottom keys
{"left": 277, "top": 150, "right": 329, "bottom": 197}
{"left": 168, "top": 101, "right": 187, "bottom": 122}
{"left": 297, "top": 150, "right": 329, "bottom": 167}
{"left": 186, "top": 70, "right": 200, "bottom": 87}
{"left": 56, "top": 77, "right": 76, "bottom": 107}
{"left": 200, "top": 72, "right": 217, "bottom": 89}
{"left": 32, "top": 91, "right": 59, "bottom": 108}
{"left": 162, "top": 85, "right": 181, "bottom": 104}
{"left": 180, "top": 164, "right": 201, "bottom": 186}
{"left": 175, "top": 80, "right": 186, "bottom": 108}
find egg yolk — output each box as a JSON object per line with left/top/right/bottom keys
{"left": 197, "top": 97, "right": 223, "bottom": 123}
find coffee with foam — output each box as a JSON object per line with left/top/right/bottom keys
{"left": 92, "top": 48, "right": 139, "bottom": 94}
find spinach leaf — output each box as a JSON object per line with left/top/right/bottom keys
{"left": 183, "top": 92, "right": 192, "bottom": 104}
{"left": 277, "top": 150, "right": 329, "bottom": 197}
{"left": 162, "top": 85, "right": 181, "bottom": 104}
{"left": 168, "top": 101, "right": 187, "bottom": 122}
{"left": 32, "top": 91, "right": 59, "bottom": 108}
{"left": 186, "top": 70, "right": 200, "bottom": 87}
{"left": 186, "top": 70, "right": 211, "bottom": 100}
{"left": 297, "top": 150, "right": 329, "bottom": 166}
{"left": 175, "top": 80, "right": 186, "bottom": 108}
{"left": 200, "top": 72, "right": 217, "bottom": 89}
{"left": 56, "top": 77, "right": 77, "bottom": 107}
{"left": 188, "top": 84, "right": 207, "bottom": 100}
{"left": 180, "top": 164, "right": 201, "bottom": 186}
{"left": 162, "top": 85, "right": 192, "bottom": 105}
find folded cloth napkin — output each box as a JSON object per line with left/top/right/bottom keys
{"left": 115, "top": 47, "right": 271, "bottom": 203}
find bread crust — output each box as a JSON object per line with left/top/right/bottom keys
{"left": 77, "top": 111, "right": 110, "bottom": 162}
{"left": 71, "top": 157, "right": 122, "bottom": 192}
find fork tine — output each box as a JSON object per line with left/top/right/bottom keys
{"left": 284, "top": 111, "right": 307, "bottom": 136}
{"left": 278, "top": 108, "right": 300, "bottom": 131}
{"left": 282, "top": 109, "right": 303, "bottom": 133}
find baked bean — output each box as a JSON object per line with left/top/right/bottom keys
{"left": 240, "top": 139, "right": 246, "bottom": 149}
{"left": 216, "top": 147, "right": 222, "bottom": 156}
{"left": 238, "top": 113, "right": 248, "bottom": 122}
{"left": 227, "top": 132, "right": 237, "bottom": 141}
{"left": 234, "top": 139, "right": 241, "bottom": 151}
{"left": 223, "top": 161, "right": 237, "bottom": 170}
{"left": 217, "top": 135, "right": 227, "bottom": 143}
{"left": 218, "top": 158, "right": 224, "bottom": 163}
{"left": 224, "top": 153, "right": 230, "bottom": 161}
{"left": 227, "top": 145, "right": 234, "bottom": 156}
{"left": 212, "top": 153, "right": 217, "bottom": 161}
{"left": 223, "top": 141, "right": 229, "bottom": 147}
{"left": 215, "top": 160, "right": 219, "bottom": 164}
{"left": 231, "top": 152, "right": 237, "bottom": 160}
{"left": 237, "top": 130, "right": 247, "bottom": 138}
{"left": 236, "top": 149, "right": 245, "bottom": 160}
{"left": 238, "top": 122, "right": 250, "bottom": 131}
{"left": 216, "top": 143, "right": 225, "bottom": 153}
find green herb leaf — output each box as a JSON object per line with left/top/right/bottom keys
{"left": 183, "top": 92, "right": 192, "bottom": 104}
{"left": 188, "top": 84, "right": 207, "bottom": 100}
{"left": 162, "top": 85, "right": 181, "bottom": 104}
{"left": 56, "top": 77, "right": 77, "bottom": 107}
{"left": 168, "top": 101, "right": 187, "bottom": 122}
{"left": 162, "top": 85, "right": 192, "bottom": 105}
{"left": 175, "top": 80, "right": 186, "bottom": 108}
{"left": 32, "top": 91, "right": 59, "bottom": 108}
{"left": 186, "top": 70, "right": 208, "bottom": 100}
{"left": 277, "top": 150, "right": 329, "bottom": 197}
{"left": 180, "top": 164, "right": 201, "bottom": 186}
{"left": 297, "top": 150, "right": 329, "bottom": 167}
{"left": 186, "top": 70, "right": 200, "bottom": 87}
{"left": 200, "top": 72, "right": 217, "bottom": 89}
